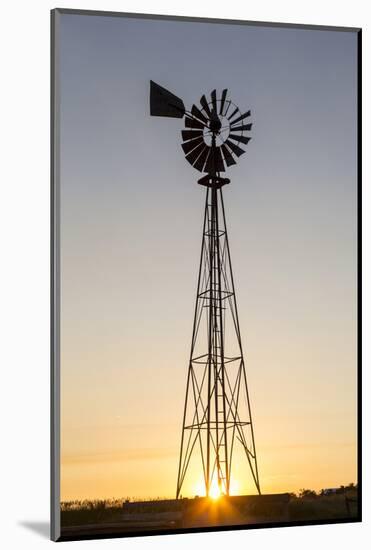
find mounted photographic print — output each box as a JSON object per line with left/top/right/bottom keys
{"left": 51, "top": 8, "right": 361, "bottom": 542}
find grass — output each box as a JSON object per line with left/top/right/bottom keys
{"left": 61, "top": 497, "right": 181, "bottom": 526}
{"left": 61, "top": 498, "right": 142, "bottom": 526}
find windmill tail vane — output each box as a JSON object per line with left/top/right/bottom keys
{"left": 150, "top": 81, "right": 260, "bottom": 499}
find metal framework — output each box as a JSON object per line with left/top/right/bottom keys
{"left": 150, "top": 82, "right": 260, "bottom": 499}
{"left": 176, "top": 172, "right": 260, "bottom": 498}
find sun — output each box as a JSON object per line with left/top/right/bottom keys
{"left": 209, "top": 484, "right": 221, "bottom": 500}
{"left": 193, "top": 477, "right": 240, "bottom": 499}
{"left": 193, "top": 478, "right": 221, "bottom": 499}
{"left": 208, "top": 478, "right": 224, "bottom": 500}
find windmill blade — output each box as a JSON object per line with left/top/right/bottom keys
{"left": 211, "top": 90, "right": 217, "bottom": 113}
{"left": 181, "top": 136, "right": 204, "bottom": 155}
{"left": 223, "top": 100, "right": 232, "bottom": 117}
{"left": 229, "top": 134, "right": 251, "bottom": 145}
{"left": 227, "top": 106, "right": 239, "bottom": 120}
{"left": 185, "top": 116, "right": 205, "bottom": 130}
{"left": 229, "top": 110, "right": 251, "bottom": 126}
{"left": 220, "top": 89, "right": 228, "bottom": 115}
{"left": 182, "top": 129, "right": 203, "bottom": 142}
{"left": 185, "top": 142, "right": 207, "bottom": 165}
{"left": 191, "top": 104, "right": 209, "bottom": 125}
{"left": 225, "top": 139, "right": 246, "bottom": 157}
{"left": 230, "top": 123, "right": 252, "bottom": 132}
{"left": 204, "top": 150, "right": 214, "bottom": 174}
{"left": 221, "top": 144, "right": 237, "bottom": 167}
{"left": 193, "top": 146, "right": 210, "bottom": 172}
{"left": 200, "top": 95, "right": 212, "bottom": 117}
{"left": 214, "top": 146, "right": 225, "bottom": 172}
{"left": 204, "top": 146, "right": 225, "bottom": 173}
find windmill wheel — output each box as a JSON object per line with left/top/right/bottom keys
{"left": 181, "top": 89, "right": 252, "bottom": 173}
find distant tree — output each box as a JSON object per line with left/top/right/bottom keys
{"left": 298, "top": 489, "right": 317, "bottom": 499}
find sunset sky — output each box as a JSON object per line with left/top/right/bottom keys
{"left": 57, "top": 12, "right": 358, "bottom": 501}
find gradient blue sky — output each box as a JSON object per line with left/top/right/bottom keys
{"left": 58, "top": 12, "right": 357, "bottom": 500}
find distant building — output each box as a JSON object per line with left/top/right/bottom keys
{"left": 322, "top": 488, "right": 340, "bottom": 495}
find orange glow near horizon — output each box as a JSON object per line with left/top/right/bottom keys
{"left": 60, "top": 436, "right": 357, "bottom": 501}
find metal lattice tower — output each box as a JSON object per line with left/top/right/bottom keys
{"left": 150, "top": 82, "right": 261, "bottom": 499}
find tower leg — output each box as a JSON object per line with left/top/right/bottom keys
{"left": 176, "top": 186, "right": 260, "bottom": 499}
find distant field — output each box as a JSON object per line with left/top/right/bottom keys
{"left": 60, "top": 488, "right": 358, "bottom": 539}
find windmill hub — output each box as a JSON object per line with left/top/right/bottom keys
{"left": 180, "top": 88, "right": 252, "bottom": 174}
{"left": 209, "top": 110, "right": 222, "bottom": 133}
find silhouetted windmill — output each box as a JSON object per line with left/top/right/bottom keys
{"left": 150, "top": 81, "right": 260, "bottom": 499}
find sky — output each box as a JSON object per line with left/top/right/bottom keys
{"left": 57, "top": 12, "right": 358, "bottom": 501}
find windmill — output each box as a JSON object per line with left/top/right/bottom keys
{"left": 150, "top": 81, "right": 260, "bottom": 499}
